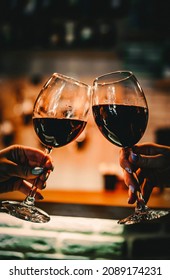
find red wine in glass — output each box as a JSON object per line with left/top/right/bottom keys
{"left": 33, "top": 117, "right": 87, "bottom": 148}
{"left": 92, "top": 104, "right": 148, "bottom": 148}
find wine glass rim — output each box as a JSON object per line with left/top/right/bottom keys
{"left": 52, "top": 72, "right": 91, "bottom": 88}
{"left": 94, "top": 70, "right": 134, "bottom": 85}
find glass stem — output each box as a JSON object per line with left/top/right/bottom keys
{"left": 135, "top": 190, "right": 148, "bottom": 212}
{"left": 123, "top": 147, "right": 147, "bottom": 211}
{"left": 24, "top": 147, "right": 52, "bottom": 206}
{"left": 133, "top": 173, "right": 148, "bottom": 212}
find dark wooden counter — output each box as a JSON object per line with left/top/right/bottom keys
{"left": 1, "top": 186, "right": 170, "bottom": 222}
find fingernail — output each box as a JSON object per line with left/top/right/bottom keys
{"left": 131, "top": 152, "right": 139, "bottom": 162}
{"left": 37, "top": 194, "right": 44, "bottom": 200}
{"left": 41, "top": 183, "right": 46, "bottom": 190}
{"left": 128, "top": 197, "right": 133, "bottom": 204}
{"left": 128, "top": 192, "right": 136, "bottom": 204}
{"left": 45, "top": 172, "right": 50, "bottom": 180}
{"left": 41, "top": 172, "right": 50, "bottom": 181}
{"left": 32, "top": 167, "right": 44, "bottom": 175}
{"left": 125, "top": 167, "right": 132, "bottom": 174}
{"left": 129, "top": 185, "right": 135, "bottom": 193}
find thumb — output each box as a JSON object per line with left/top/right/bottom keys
{"left": 130, "top": 152, "right": 167, "bottom": 169}
{"left": 15, "top": 165, "right": 45, "bottom": 179}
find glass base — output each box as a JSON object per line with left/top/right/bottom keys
{"left": 118, "top": 208, "right": 169, "bottom": 225}
{"left": 1, "top": 200, "right": 50, "bottom": 223}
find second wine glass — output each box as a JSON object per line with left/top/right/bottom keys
{"left": 2, "top": 73, "right": 91, "bottom": 223}
{"left": 92, "top": 70, "right": 169, "bottom": 224}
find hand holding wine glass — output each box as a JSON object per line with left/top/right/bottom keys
{"left": 119, "top": 143, "right": 170, "bottom": 204}
{"left": 1, "top": 73, "right": 91, "bottom": 223}
{"left": 0, "top": 145, "right": 53, "bottom": 197}
{"left": 92, "top": 71, "right": 169, "bottom": 224}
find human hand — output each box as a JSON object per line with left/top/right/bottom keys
{"left": 119, "top": 143, "right": 170, "bottom": 204}
{"left": 0, "top": 145, "right": 53, "bottom": 199}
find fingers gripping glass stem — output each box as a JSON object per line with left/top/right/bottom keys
{"left": 25, "top": 147, "right": 52, "bottom": 205}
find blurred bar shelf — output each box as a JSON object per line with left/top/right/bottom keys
{"left": 1, "top": 185, "right": 170, "bottom": 209}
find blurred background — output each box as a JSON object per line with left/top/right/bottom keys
{"left": 1, "top": 1, "right": 170, "bottom": 261}
{"left": 0, "top": 0, "right": 170, "bottom": 193}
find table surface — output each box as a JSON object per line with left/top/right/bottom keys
{"left": 1, "top": 185, "right": 170, "bottom": 222}
{"left": 0, "top": 184, "right": 170, "bottom": 210}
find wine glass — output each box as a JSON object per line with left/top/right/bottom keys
{"left": 92, "top": 70, "right": 169, "bottom": 224}
{"left": 1, "top": 73, "right": 91, "bottom": 223}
